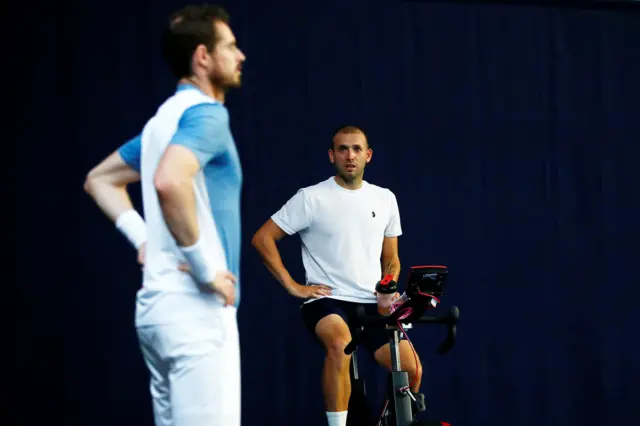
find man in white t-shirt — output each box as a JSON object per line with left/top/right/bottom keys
{"left": 251, "top": 126, "right": 424, "bottom": 426}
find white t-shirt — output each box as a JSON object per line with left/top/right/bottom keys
{"left": 271, "top": 176, "right": 402, "bottom": 304}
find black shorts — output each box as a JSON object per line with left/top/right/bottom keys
{"left": 300, "top": 297, "right": 393, "bottom": 357}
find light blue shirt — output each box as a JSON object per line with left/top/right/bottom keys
{"left": 118, "top": 84, "right": 243, "bottom": 306}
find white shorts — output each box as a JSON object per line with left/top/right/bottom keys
{"left": 136, "top": 306, "right": 241, "bottom": 426}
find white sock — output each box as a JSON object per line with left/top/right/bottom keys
{"left": 326, "top": 411, "right": 348, "bottom": 426}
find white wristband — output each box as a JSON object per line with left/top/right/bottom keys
{"left": 179, "top": 237, "right": 216, "bottom": 284}
{"left": 115, "top": 210, "right": 148, "bottom": 249}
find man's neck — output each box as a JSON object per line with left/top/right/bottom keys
{"left": 179, "top": 77, "right": 226, "bottom": 103}
{"left": 334, "top": 175, "right": 363, "bottom": 190}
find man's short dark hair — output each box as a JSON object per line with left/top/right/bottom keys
{"left": 331, "top": 125, "right": 368, "bottom": 150}
{"left": 161, "top": 4, "right": 230, "bottom": 79}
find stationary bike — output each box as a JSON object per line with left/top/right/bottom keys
{"left": 344, "top": 265, "right": 459, "bottom": 426}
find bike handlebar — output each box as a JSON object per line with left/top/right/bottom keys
{"left": 344, "top": 304, "right": 460, "bottom": 356}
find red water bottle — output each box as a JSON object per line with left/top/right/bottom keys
{"left": 376, "top": 274, "right": 398, "bottom": 315}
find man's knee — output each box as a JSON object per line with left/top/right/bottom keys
{"left": 315, "top": 314, "right": 352, "bottom": 367}
{"left": 374, "top": 340, "right": 423, "bottom": 380}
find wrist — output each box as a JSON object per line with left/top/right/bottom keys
{"left": 115, "top": 210, "right": 147, "bottom": 249}
{"left": 179, "top": 237, "right": 216, "bottom": 284}
{"left": 283, "top": 278, "right": 300, "bottom": 294}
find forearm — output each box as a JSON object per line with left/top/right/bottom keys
{"left": 85, "top": 180, "right": 135, "bottom": 221}
{"left": 84, "top": 151, "right": 147, "bottom": 249}
{"left": 85, "top": 180, "right": 147, "bottom": 249}
{"left": 252, "top": 235, "right": 297, "bottom": 293}
{"left": 156, "top": 179, "right": 220, "bottom": 284}
{"left": 382, "top": 257, "right": 401, "bottom": 282}
{"left": 156, "top": 180, "right": 199, "bottom": 247}
{"left": 156, "top": 181, "right": 200, "bottom": 247}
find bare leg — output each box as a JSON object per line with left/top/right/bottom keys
{"left": 373, "top": 340, "right": 423, "bottom": 393}
{"left": 315, "top": 314, "right": 353, "bottom": 412}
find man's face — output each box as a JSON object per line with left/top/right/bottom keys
{"left": 329, "top": 132, "right": 372, "bottom": 183}
{"left": 208, "top": 21, "right": 246, "bottom": 88}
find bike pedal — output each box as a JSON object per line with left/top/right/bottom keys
{"left": 413, "top": 393, "right": 427, "bottom": 413}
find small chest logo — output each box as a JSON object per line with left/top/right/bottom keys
{"left": 372, "top": 211, "right": 376, "bottom": 218}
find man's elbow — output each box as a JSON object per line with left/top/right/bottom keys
{"left": 251, "top": 227, "right": 276, "bottom": 253}
{"left": 83, "top": 170, "right": 99, "bottom": 196}
{"left": 154, "top": 168, "right": 183, "bottom": 200}
{"left": 83, "top": 175, "right": 93, "bottom": 195}
{"left": 251, "top": 230, "right": 265, "bottom": 250}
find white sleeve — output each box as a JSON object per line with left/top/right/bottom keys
{"left": 385, "top": 190, "right": 402, "bottom": 237}
{"left": 271, "top": 189, "right": 314, "bottom": 235}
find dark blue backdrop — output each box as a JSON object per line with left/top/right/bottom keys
{"left": 16, "top": 0, "right": 640, "bottom": 425}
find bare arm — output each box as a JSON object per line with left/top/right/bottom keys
{"left": 381, "top": 236, "right": 401, "bottom": 282}
{"left": 84, "top": 149, "right": 146, "bottom": 262}
{"left": 251, "top": 219, "right": 298, "bottom": 293}
{"left": 153, "top": 145, "right": 201, "bottom": 247}
{"left": 154, "top": 145, "right": 235, "bottom": 302}
{"left": 251, "top": 219, "right": 331, "bottom": 298}
{"left": 84, "top": 151, "right": 140, "bottom": 221}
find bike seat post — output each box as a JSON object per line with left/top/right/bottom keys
{"left": 350, "top": 348, "right": 359, "bottom": 380}
{"left": 386, "top": 325, "right": 403, "bottom": 373}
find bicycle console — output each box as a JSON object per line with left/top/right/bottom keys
{"left": 345, "top": 264, "right": 458, "bottom": 356}
{"left": 406, "top": 265, "right": 448, "bottom": 300}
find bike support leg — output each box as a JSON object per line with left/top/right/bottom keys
{"left": 388, "top": 328, "right": 414, "bottom": 425}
